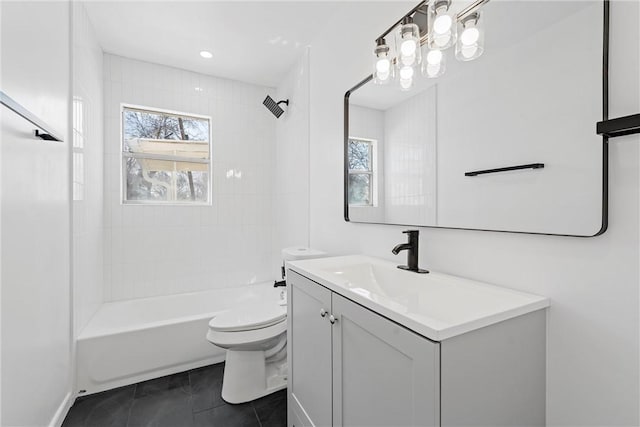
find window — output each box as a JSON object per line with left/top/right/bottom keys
{"left": 122, "top": 105, "right": 211, "bottom": 204}
{"left": 348, "top": 137, "right": 376, "bottom": 206}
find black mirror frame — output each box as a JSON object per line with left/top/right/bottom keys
{"left": 344, "top": 0, "right": 609, "bottom": 238}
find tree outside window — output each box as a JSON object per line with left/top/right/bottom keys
{"left": 348, "top": 138, "right": 375, "bottom": 206}
{"left": 122, "top": 105, "right": 211, "bottom": 204}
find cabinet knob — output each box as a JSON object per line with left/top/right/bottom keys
{"left": 320, "top": 308, "right": 327, "bottom": 318}
{"left": 329, "top": 315, "right": 337, "bottom": 324}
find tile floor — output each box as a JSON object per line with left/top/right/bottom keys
{"left": 62, "top": 363, "right": 286, "bottom": 427}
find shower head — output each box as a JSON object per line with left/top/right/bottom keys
{"left": 263, "top": 96, "right": 289, "bottom": 118}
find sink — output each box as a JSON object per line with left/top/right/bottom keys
{"left": 288, "top": 254, "right": 549, "bottom": 340}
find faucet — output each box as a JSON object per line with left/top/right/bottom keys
{"left": 392, "top": 230, "right": 429, "bottom": 274}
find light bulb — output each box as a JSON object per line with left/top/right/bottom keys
{"left": 426, "top": 49, "right": 443, "bottom": 65}
{"left": 461, "top": 27, "right": 480, "bottom": 46}
{"left": 399, "top": 66, "right": 414, "bottom": 80}
{"left": 433, "top": 14, "right": 452, "bottom": 34}
{"left": 376, "top": 58, "right": 390, "bottom": 73}
{"left": 199, "top": 50, "right": 213, "bottom": 59}
{"left": 422, "top": 45, "right": 446, "bottom": 78}
{"left": 401, "top": 39, "right": 417, "bottom": 57}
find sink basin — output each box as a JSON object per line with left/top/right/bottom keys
{"left": 288, "top": 255, "right": 549, "bottom": 341}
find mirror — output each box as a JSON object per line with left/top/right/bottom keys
{"left": 345, "top": 0, "right": 607, "bottom": 236}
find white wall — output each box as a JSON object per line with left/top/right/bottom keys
{"left": 0, "top": 1, "right": 73, "bottom": 425}
{"left": 383, "top": 86, "right": 437, "bottom": 225}
{"left": 307, "top": 1, "right": 639, "bottom": 425}
{"left": 273, "top": 50, "right": 311, "bottom": 272}
{"left": 73, "top": 2, "right": 104, "bottom": 335}
{"left": 103, "top": 55, "right": 277, "bottom": 301}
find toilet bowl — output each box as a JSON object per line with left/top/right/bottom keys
{"left": 207, "top": 302, "right": 288, "bottom": 404}
{"left": 207, "top": 247, "right": 326, "bottom": 404}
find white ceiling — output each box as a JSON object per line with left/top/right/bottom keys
{"left": 83, "top": 1, "right": 343, "bottom": 87}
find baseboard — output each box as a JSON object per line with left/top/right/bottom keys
{"left": 49, "top": 391, "right": 74, "bottom": 427}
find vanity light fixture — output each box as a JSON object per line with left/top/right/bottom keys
{"left": 373, "top": 38, "right": 393, "bottom": 84}
{"left": 429, "top": 0, "right": 456, "bottom": 50}
{"left": 422, "top": 47, "right": 446, "bottom": 78}
{"left": 455, "top": 11, "right": 484, "bottom": 61}
{"left": 372, "top": 0, "right": 489, "bottom": 90}
{"left": 398, "top": 16, "right": 421, "bottom": 67}
{"left": 399, "top": 65, "right": 415, "bottom": 91}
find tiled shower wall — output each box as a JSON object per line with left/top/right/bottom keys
{"left": 103, "top": 54, "right": 276, "bottom": 301}
{"left": 273, "top": 50, "right": 311, "bottom": 274}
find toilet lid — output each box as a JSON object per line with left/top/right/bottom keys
{"left": 209, "top": 304, "right": 286, "bottom": 332}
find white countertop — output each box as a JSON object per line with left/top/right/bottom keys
{"left": 288, "top": 254, "right": 549, "bottom": 341}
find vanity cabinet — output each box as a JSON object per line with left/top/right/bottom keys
{"left": 288, "top": 270, "right": 333, "bottom": 427}
{"left": 287, "top": 269, "right": 546, "bottom": 427}
{"left": 288, "top": 270, "right": 438, "bottom": 427}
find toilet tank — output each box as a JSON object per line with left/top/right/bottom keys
{"left": 281, "top": 247, "right": 326, "bottom": 279}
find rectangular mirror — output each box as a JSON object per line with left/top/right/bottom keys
{"left": 345, "top": 0, "right": 607, "bottom": 236}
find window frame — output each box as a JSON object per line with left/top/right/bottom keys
{"left": 347, "top": 136, "right": 377, "bottom": 207}
{"left": 120, "top": 103, "right": 213, "bottom": 206}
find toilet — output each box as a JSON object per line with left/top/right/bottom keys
{"left": 206, "top": 247, "right": 325, "bottom": 404}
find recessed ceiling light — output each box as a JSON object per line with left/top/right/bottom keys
{"left": 200, "top": 50, "right": 213, "bottom": 59}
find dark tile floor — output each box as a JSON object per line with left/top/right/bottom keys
{"left": 62, "top": 363, "right": 286, "bottom": 427}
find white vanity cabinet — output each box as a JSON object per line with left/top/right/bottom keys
{"left": 287, "top": 263, "right": 547, "bottom": 427}
{"left": 288, "top": 270, "right": 333, "bottom": 427}
{"left": 288, "top": 270, "right": 438, "bottom": 427}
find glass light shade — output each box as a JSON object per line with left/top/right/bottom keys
{"left": 373, "top": 38, "right": 393, "bottom": 84}
{"left": 399, "top": 65, "right": 415, "bottom": 80}
{"left": 422, "top": 48, "right": 446, "bottom": 78}
{"left": 398, "top": 19, "right": 422, "bottom": 66}
{"left": 428, "top": 0, "right": 456, "bottom": 50}
{"left": 399, "top": 77, "right": 413, "bottom": 91}
{"left": 455, "top": 12, "right": 484, "bottom": 61}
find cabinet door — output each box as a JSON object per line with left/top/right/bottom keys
{"left": 331, "top": 294, "right": 440, "bottom": 427}
{"left": 288, "top": 271, "right": 333, "bottom": 427}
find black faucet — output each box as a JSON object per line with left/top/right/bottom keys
{"left": 392, "top": 230, "right": 429, "bottom": 274}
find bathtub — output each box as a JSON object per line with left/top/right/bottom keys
{"left": 77, "top": 282, "right": 283, "bottom": 395}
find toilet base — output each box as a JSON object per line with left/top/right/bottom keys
{"left": 221, "top": 349, "right": 287, "bottom": 404}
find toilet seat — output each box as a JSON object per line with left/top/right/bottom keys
{"left": 207, "top": 317, "right": 286, "bottom": 349}
{"left": 209, "top": 304, "right": 286, "bottom": 332}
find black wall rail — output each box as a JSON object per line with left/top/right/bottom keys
{"left": 596, "top": 113, "right": 640, "bottom": 138}
{"left": 0, "top": 90, "right": 63, "bottom": 142}
{"left": 465, "top": 163, "right": 544, "bottom": 177}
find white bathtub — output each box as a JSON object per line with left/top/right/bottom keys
{"left": 77, "top": 282, "right": 283, "bottom": 395}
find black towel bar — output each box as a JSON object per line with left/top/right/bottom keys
{"left": 465, "top": 163, "right": 545, "bottom": 177}
{"left": 596, "top": 113, "right": 640, "bottom": 138}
